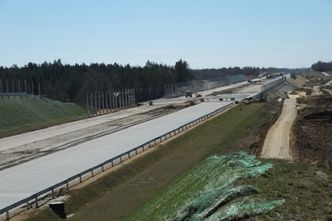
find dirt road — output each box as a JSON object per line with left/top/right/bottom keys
{"left": 261, "top": 97, "right": 297, "bottom": 160}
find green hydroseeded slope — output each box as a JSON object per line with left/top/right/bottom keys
{"left": 126, "top": 152, "right": 284, "bottom": 221}
{"left": 0, "top": 97, "right": 86, "bottom": 137}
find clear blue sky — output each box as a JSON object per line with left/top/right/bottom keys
{"left": 0, "top": 0, "right": 331, "bottom": 68}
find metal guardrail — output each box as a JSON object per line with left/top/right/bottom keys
{"left": 0, "top": 102, "right": 234, "bottom": 220}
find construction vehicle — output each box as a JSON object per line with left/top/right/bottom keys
{"left": 185, "top": 90, "right": 192, "bottom": 98}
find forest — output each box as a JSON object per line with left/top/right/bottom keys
{"left": 311, "top": 61, "right": 332, "bottom": 72}
{"left": 193, "top": 67, "right": 261, "bottom": 80}
{"left": 0, "top": 59, "right": 193, "bottom": 103}
{"left": 0, "top": 60, "right": 285, "bottom": 104}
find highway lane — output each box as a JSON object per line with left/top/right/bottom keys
{"left": 0, "top": 105, "right": 165, "bottom": 152}
{"left": 0, "top": 101, "right": 232, "bottom": 210}
{"left": 140, "top": 80, "right": 249, "bottom": 106}
{"left": 0, "top": 80, "right": 248, "bottom": 152}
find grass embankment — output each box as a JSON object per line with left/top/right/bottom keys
{"left": 27, "top": 103, "right": 275, "bottom": 221}
{"left": 243, "top": 160, "right": 332, "bottom": 220}
{"left": 126, "top": 152, "right": 284, "bottom": 221}
{"left": 0, "top": 97, "right": 86, "bottom": 138}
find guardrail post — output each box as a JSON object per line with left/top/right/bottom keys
{"left": 6, "top": 210, "right": 9, "bottom": 220}
{"left": 52, "top": 188, "right": 55, "bottom": 199}
{"left": 66, "top": 181, "right": 69, "bottom": 191}
{"left": 102, "top": 165, "right": 105, "bottom": 172}
{"left": 79, "top": 175, "right": 82, "bottom": 183}
{"left": 35, "top": 196, "right": 38, "bottom": 208}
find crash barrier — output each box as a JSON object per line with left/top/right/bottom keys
{"left": 0, "top": 102, "right": 234, "bottom": 220}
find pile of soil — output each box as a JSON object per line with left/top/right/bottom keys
{"left": 293, "top": 97, "right": 332, "bottom": 167}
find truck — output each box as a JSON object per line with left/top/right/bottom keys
{"left": 185, "top": 90, "right": 192, "bottom": 98}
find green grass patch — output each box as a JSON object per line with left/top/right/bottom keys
{"left": 125, "top": 152, "right": 284, "bottom": 221}
{"left": 0, "top": 97, "right": 86, "bottom": 137}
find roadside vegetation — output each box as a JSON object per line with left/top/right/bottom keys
{"left": 126, "top": 152, "right": 284, "bottom": 221}
{"left": 0, "top": 97, "right": 86, "bottom": 138}
{"left": 243, "top": 160, "right": 332, "bottom": 220}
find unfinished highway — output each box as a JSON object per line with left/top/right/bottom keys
{"left": 0, "top": 76, "right": 285, "bottom": 219}
{"left": 0, "top": 101, "right": 232, "bottom": 214}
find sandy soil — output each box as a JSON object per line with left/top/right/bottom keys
{"left": 293, "top": 96, "right": 332, "bottom": 167}
{"left": 261, "top": 97, "right": 297, "bottom": 160}
{"left": 325, "top": 79, "right": 332, "bottom": 86}
{"left": 311, "top": 85, "right": 322, "bottom": 96}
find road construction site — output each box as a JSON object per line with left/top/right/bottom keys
{"left": 261, "top": 71, "right": 332, "bottom": 163}
{"left": 1, "top": 72, "right": 331, "bottom": 221}
{"left": 0, "top": 105, "right": 184, "bottom": 171}
{"left": 0, "top": 76, "right": 295, "bottom": 220}
{"left": 293, "top": 96, "right": 332, "bottom": 166}
{"left": 0, "top": 77, "right": 278, "bottom": 171}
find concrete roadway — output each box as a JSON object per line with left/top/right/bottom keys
{"left": 0, "top": 101, "right": 231, "bottom": 210}
{"left": 0, "top": 105, "right": 164, "bottom": 152}
{"left": 0, "top": 80, "right": 248, "bottom": 152}
{"left": 144, "top": 81, "right": 249, "bottom": 106}
{"left": 0, "top": 78, "right": 278, "bottom": 211}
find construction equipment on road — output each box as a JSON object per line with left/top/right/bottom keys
{"left": 185, "top": 90, "right": 192, "bottom": 98}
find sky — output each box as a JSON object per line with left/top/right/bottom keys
{"left": 0, "top": 0, "right": 331, "bottom": 68}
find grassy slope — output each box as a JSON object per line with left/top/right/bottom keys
{"left": 0, "top": 97, "right": 86, "bottom": 138}
{"left": 244, "top": 160, "right": 332, "bottom": 221}
{"left": 27, "top": 103, "right": 274, "bottom": 221}
{"left": 126, "top": 152, "right": 281, "bottom": 221}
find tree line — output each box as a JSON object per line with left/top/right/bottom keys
{"left": 0, "top": 59, "right": 193, "bottom": 103}
{"left": 311, "top": 61, "right": 332, "bottom": 72}
{"left": 192, "top": 67, "right": 261, "bottom": 80}
{"left": 0, "top": 59, "right": 290, "bottom": 104}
